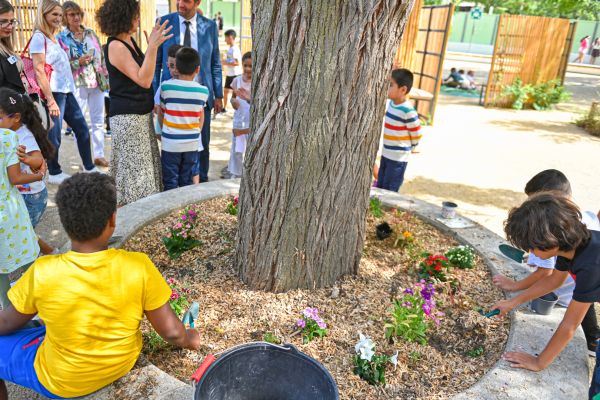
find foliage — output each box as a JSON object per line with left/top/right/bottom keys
{"left": 143, "top": 330, "right": 170, "bottom": 354}
{"left": 384, "top": 280, "right": 443, "bottom": 345}
{"left": 499, "top": 77, "right": 571, "bottom": 110}
{"left": 225, "top": 196, "right": 239, "bottom": 216}
{"left": 409, "top": 351, "right": 422, "bottom": 363}
{"left": 297, "top": 307, "right": 328, "bottom": 344}
{"left": 499, "top": 77, "right": 533, "bottom": 110}
{"left": 167, "top": 279, "right": 191, "bottom": 318}
{"left": 419, "top": 254, "right": 451, "bottom": 282}
{"left": 369, "top": 195, "right": 383, "bottom": 218}
{"left": 390, "top": 202, "right": 415, "bottom": 248}
{"left": 263, "top": 332, "right": 280, "bottom": 344}
{"left": 468, "top": 0, "right": 600, "bottom": 20}
{"left": 353, "top": 333, "right": 398, "bottom": 386}
{"left": 162, "top": 206, "right": 203, "bottom": 259}
{"left": 531, "top": 79, "right": 571, "bottom": 110}
{"left": 575, "top": 104, "right": 600, "bottom": 137}
{"left": 445, "top": 246, "right": 475, "bottom": 270}
{"left": 467, "top": 347, "right": 484, "bottom": 357}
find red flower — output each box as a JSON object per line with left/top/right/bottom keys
{"left": 428, "top": 270, "right": 433, "bottom": 275}
{"left": 435, "top": 265, "right": 441, "bottom": 272}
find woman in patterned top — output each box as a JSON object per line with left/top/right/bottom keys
{"left": 57, "top": 1, "right": 109, "bottom": 167}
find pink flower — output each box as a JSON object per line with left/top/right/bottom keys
{"left": 171, "top": 293, "right": 179, "bottom": 300}
{"left": 167, "top": 279, "right": 175, "bottom": 284}
{"left": 167, "top": 234, "right": 171, "bottom": 238}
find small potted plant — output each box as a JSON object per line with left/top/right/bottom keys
{"left": 353, "top": 332, "right": 398, "bottom": 385}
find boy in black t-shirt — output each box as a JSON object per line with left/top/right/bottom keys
{"left": 491, "top": 193, "right": 600, "bottom": 398}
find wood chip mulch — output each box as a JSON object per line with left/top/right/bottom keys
{"left": 123, "top": 197, "right": 510, "bottom": 400}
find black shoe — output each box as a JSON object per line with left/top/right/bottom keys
{"left": 588, "top": 340, "right": 598, "bottom": 357}
{"left": 65, "top": 127, "right": 72, "bottom": 136}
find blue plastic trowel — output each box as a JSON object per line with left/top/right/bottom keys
{"left": 182, "top": 302, "right": 200, "bottom": 328}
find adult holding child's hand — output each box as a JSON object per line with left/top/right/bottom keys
{"left": 96, "top": 0, "right": 173, "bottom": 206}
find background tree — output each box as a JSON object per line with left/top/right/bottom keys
{"left": 235, "top": 0, "right": 416, "bottom": 292}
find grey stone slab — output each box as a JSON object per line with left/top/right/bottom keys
{"left": 48, "top": 182, "right": 586, "bottom": 399}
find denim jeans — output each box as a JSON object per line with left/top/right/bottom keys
{"left": 162, "top": 150, "right": 198, "bottom": 191}
{"left": 48, "top": 92, "right": 94, "bottom": 175}
{"left": 197, "top": 105, "right": 211, "bottom": 182}
{"left": 376, "top": 156, "right": 408, "bottom": 192}
{"left": 590, "top": 342, "right": 600, "bottom": 399}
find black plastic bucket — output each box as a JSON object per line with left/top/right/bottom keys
{"left": 531, "top": 292, "right": 559, "bottom": 315}
{"left": 194, "top": 343, "right": 339, "bottom": 400}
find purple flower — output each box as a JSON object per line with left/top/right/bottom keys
{"left": 298, "top": 320, "right": 306, "bottom": 328}
{"left": 404, "top": 288, "right": 413, "bottom": 295}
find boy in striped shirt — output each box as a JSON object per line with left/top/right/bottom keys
{"left": 158, "top": 47, "right": 209, "bottom": 191}
{"left": 377, "top": 69, "right": 422, "bottom": 192}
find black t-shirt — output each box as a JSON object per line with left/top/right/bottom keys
{"left": 555, "top": 230, "right": 600, "bottom": 303}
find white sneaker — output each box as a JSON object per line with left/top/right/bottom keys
{"left": 228, "top": 174, "right": 241, "bottom": 179}
{"left": 47, "top": 172, "right": 71, "bottom": 185}
{"left": 83, "top": 166, "right": 106, "bottom": 174}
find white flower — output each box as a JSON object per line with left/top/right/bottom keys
{"left": 355, "top": 332, "right": 375, "bottom": 353}
{"left": 360, "top": 345, "right": 375, "bottom": 361}
{"left": 390, "top": 350, "right": 399, "bottom": 370}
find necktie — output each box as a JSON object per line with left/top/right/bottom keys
{"left": 183, "top": 21, "right": 191, "bottom": 47}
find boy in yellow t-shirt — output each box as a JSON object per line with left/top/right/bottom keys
{"left": 0, "top": 173, "right": 200, "bottom": 399}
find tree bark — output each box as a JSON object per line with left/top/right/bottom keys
{"left": 236, "top": 0, "right": 416, "bottom": 292}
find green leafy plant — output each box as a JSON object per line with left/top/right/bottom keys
{"left": 167, "top": 279, "right": 190, "bottom": 318}
{"left": 530, "top": 78, "right": 571, "bottom": 110}
{"left": 445, "top": 246, "right": 475, "bottom": 270}
{"left": 409, "top": 351, "right": 422, "bottom": 363}
{"left": 384, "top": 280, "right": 443, "bottom": 345}
{"left": 162, "top": 206, "right": 202, "bottom": 259}
{"left": 369, "top": 195, "right": 383, "bottom": 218}
{"left": 499, "top": 77, "right": 571, "bottom": 110}
{"left": 419, "top": 254, "right": 451, "bottom": 282}
{"left": 353, "top": 333, "right": 398, "bottom": 386}
{"left": 297, "top": 307, "right": 328, "bottom": 344}
{"left": 467, "top": 347, "right": 484, "bottom": 358}
{"left": 225, "top": 196, "right": 239, "bottom": 216}
{"left": 499, "top": 77, "right": 532, "bottom": 110}
{"left": 143, "top": 330, "right": 170, "bottom": 354}
{"left": 263, "top": 332, "right": 280, "bottom": 344}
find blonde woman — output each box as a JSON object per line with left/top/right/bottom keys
{"left": 0, "top": 0, "right": 26, "bottom": 94}
{"left": 57, "top": 1, "right": 110, "bottom": 167}
{"left": 31, "top": 0, "right": 101, "bottom": 185}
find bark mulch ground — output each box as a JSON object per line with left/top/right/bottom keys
{"left": 123, "top": 197, "right": 509, "bottom": 400}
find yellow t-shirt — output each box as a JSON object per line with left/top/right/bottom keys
{"left": 8, "top": 249, "right": 171, "bottom": 398}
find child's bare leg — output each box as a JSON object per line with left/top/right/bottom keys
{"left": 373, "top": 164, "right": 379, "bottom": 180}
{"left": 0, "top": 379, "right": 7, "bottom": 400}
{"left": 223, "top": 88, "right": 230, "bottom": 110}
{"left": 38, "top": 238, "right": 54, "bottom": 255}
{"left": 193, "top": 175, "right": 200, "bottom": 184}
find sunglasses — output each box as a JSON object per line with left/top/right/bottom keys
{"left": 66, "top": 12, "right": 82, "bottom": 18}
{"left": 0, "top": 113, "right": 14, "bottom": 122}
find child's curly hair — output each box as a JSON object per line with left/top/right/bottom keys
{"left": 504, "top": 192, "right": 590, "bottom": 252}
{"left": 56, "top": 173, "right": 117, "bottom": 242}
{"left": 95, "top": 0, "right": 140, "bottom": 37}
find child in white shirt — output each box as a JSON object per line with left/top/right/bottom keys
{"left": 228, "top": 52, "right": 252, "bottom": 178}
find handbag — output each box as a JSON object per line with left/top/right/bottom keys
{"left": 21, "top": 33, "right": 53, "bottom": 101}
{"left": 74, "top": 40, "right": 109, "bottom": 91}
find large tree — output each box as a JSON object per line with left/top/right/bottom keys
{"left": 235, "top": 0, "right": 416, "bottom": 292}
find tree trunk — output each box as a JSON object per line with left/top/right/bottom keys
{"left": 236, "top": 0, "right": 416, "bottom": 292}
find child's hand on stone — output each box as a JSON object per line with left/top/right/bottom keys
{"left": 502, "top": 351, "right": 542, "bottom": 371}
{"left": 493, "top": 274, "right": 516, "bottom": 291}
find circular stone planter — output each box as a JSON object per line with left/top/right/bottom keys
{"left": 60, "top": 181, "right": 588, "bottom": 400}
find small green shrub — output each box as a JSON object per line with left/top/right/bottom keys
{"left": 499, "top": 77, "right": 571, "bottom": 110}
{"left": 445, "top": 246, "right": 475, "bottom": 270}
{"left": 369, "top": 195, "right": 383, "bottom": 218}
{"left": 575, "top": 104, "right": 600, "bottom": 137}
{"left": 263, "top": 332, "right": 280, "bottom": 344}
{"left": 467, "top": 347, "right": 484, "bottom": 357}
{"left": 499, "top": 77, "right": 532, "bottom": 110}
{"left": 353, "top": 333, "right": 398, "bottom": 386}
{"left": 143, "top": 330, "right": 170, "bottom": 354}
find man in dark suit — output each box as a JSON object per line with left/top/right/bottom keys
{"left": 153, "top": 0, "right": 223, "bottom": 183}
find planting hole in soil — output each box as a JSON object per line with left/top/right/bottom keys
{"left": 123, "top": 197, "right": 509, "bottom": 399}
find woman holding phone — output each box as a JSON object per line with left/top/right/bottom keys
{"left": 57, "top": 1, "right": 109, "bottom": 167}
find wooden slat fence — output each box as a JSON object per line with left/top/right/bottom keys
{"left": 394, "top": 0, "right": 422, "bottom": 71}
{"left": 395, "top": 2, "right": 454, "bottom": 124}
{"left": 12, "top": 0, "right": 155, "bottom": 53}
{"left": 558, "top": 21, "right": 577, "bottom": 84}
{"left": 484, "top": 15, "right": 571, "bottom": 108}
{"left": 240, "top": 0, "right": 251, "bottom": 54}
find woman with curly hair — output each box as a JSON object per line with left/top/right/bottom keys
{"left": 96, "top": 0, "right": 172, "bottom": 206}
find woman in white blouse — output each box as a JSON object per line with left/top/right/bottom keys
{"left": 31, "top": 0, "right": 102, "bottom": 185}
